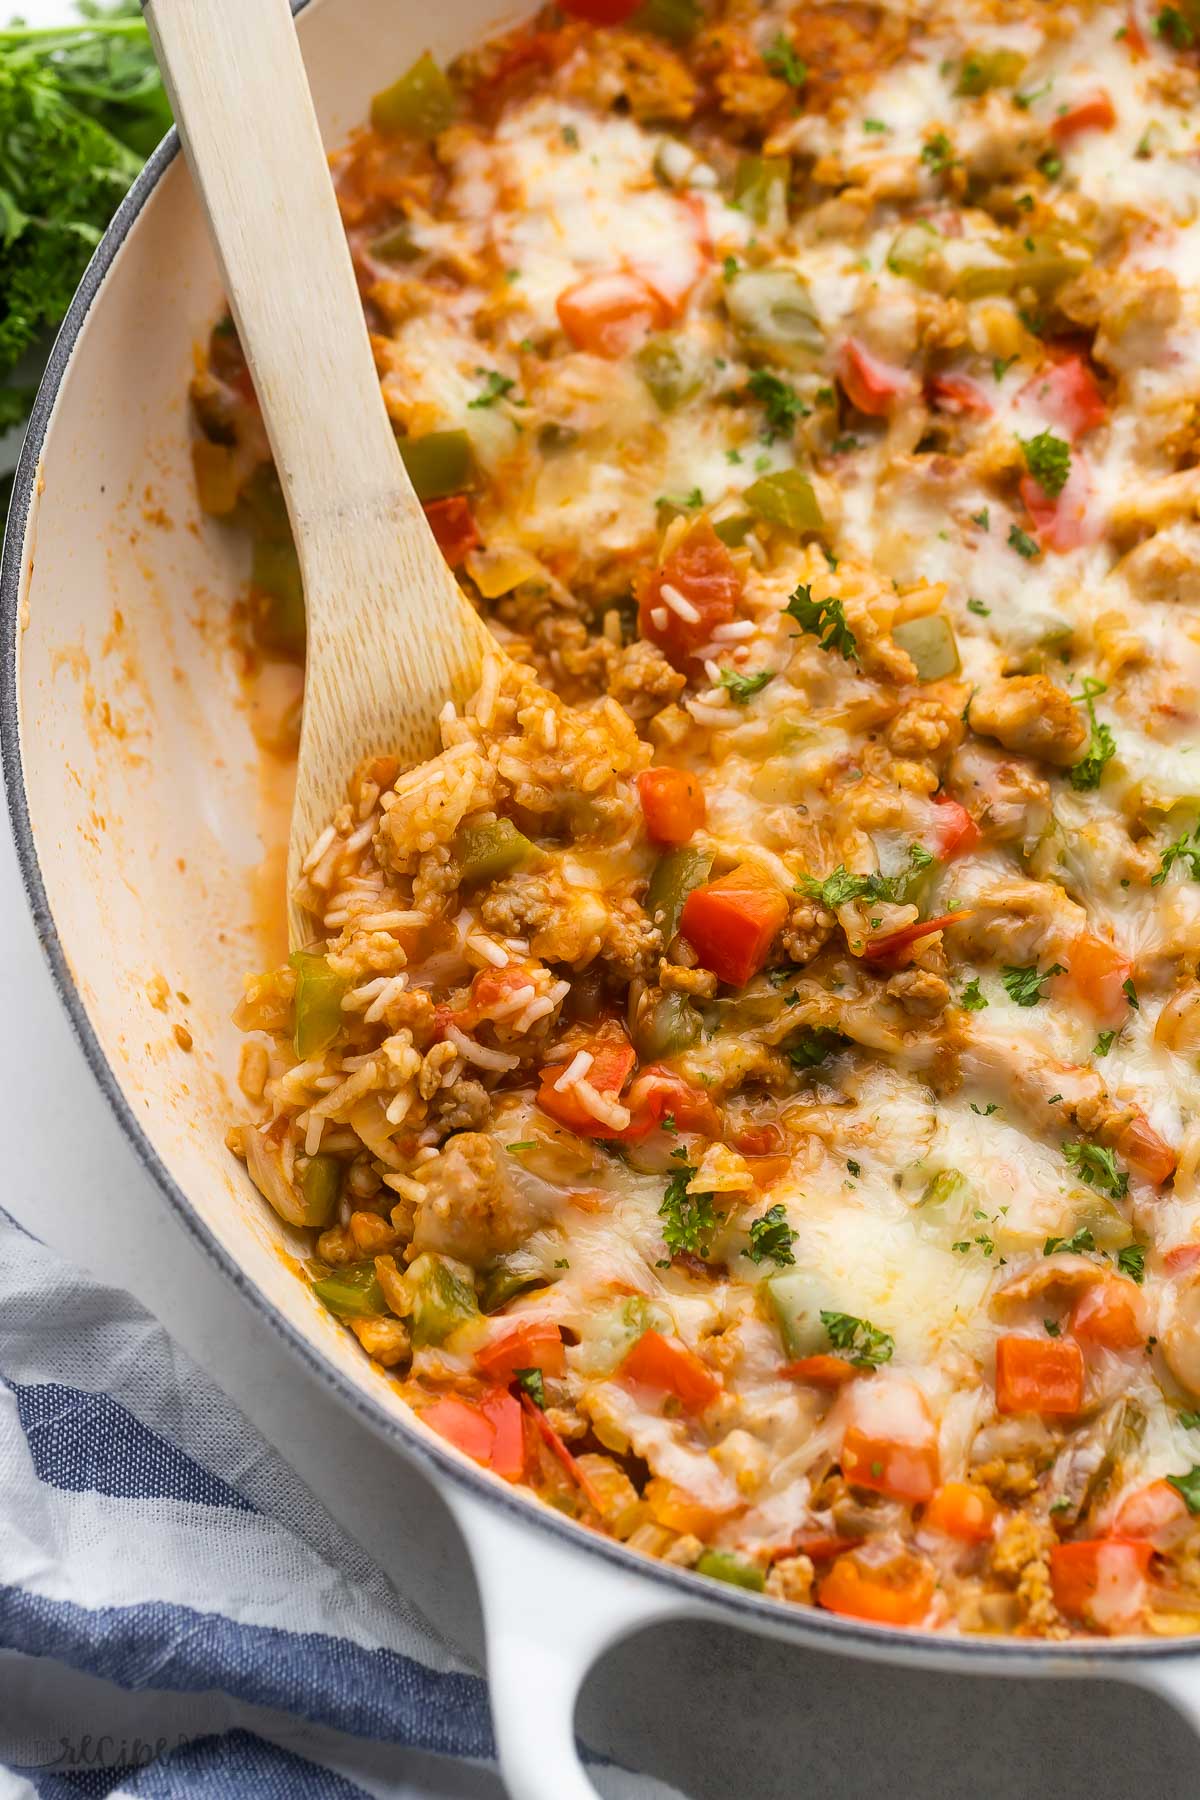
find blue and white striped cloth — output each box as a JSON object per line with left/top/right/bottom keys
{"left": 0, "top": 1207, "right": 660, "bottom": 1799}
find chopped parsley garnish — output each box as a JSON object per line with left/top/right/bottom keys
{"left": 1118, "top": 1243, "right": 1146, "bottom": 1285}
{"left": 1044, "top": 1318, "right": 1062, "bottom": 1337}
{"left": 1063, "top": 1141, "right": 1129, "bottom": 1199}
{"left": 821, "top": 1310, "right": 894, "bottom": 1368}
{"left": 1069, "top": 676, "right": 1116, "bottom": 793}
{"left": 785, "top": 584, "right": 859, "bottom": 661}
{"left": 787, "top": 1026, "right": 849, "bottom": 1069}
{"left": 1180, "top": 1411, "right": 1200, "bottom": 1430}
{"left": 1094, "top": 1030, "right": 1117, "bottom": 1058}
{"left": 847, "top": 1159, "right": 862, "bottom": 1177}
{"left": 1167, "top": 1467, "right": 1200, "bottom": 1514}
{"left": 1152, "top": 822, "right": 1200, "bottom": 886}
{"left": 763, "top": 32, "right": 807, "bottom": 88}
{"left": 515, "top": 1367, "right": 545, "bottom": 1407}
{"left": 561, "top": 123, "right": 580, "bottom": 148}
{"left": 657, "top": 487, "right": 703, "bottom": 512}
{"left": 745, "top": 1203, "right": 798, "bottom": 1267}
{"left": 921, "top": 130, "right": 955, "bottom": 174}
{"left": 1156, "top": 6, "right": 1197, "bottom": 47}
{"left": 830, "top": 433, "right": 862, "bottom": 453}
{"left": 723, "top": 255, "right": 740, "bottom": 281}
{"left": 1123, "top": 977, "right": 1140, "bottom": 1010}
{"left": 1001, "top": 962, "right": 1065, "bottom": 1007}
{"left": 800, "top": 865, "right": 890, "bottom": 908}
{"left": 506, "top": 1141, "right": 537, "bottom": 1152}
{"left": 966, "top": 597, "right": 990, "bottom": 617}
{"left": 1007, "top": 523, "right": 1041, "bottom": 559}
{"left": 1044, "top": 1226, "right": 1096, "bottom": 1256}
{"left": 718, "top": 667, "right": 775, "bottom": 704}
{"left": 1037, "top": 149, "right": 1064, "bottom": 180}
{"left": 959, "top": 978, "right": 988, "bottom": 1011}
{"left": 993, "top": 355, "right": 1019, "bottom": 381}
{"left": 469, "top": 368, "right": 516, "bottom": 408}
{"left": 863, "top": 117, "right": 889, "bottom": 133}
{"left": 1020, "top": 430, "right": 1071, "bottom": 499}
{"left": 746, "top": 369, "right": 808, "bottom": 438}
{"left": 970, "top": 1102, "right": 999, "bottom": 1116}
{"left": 658, "top": 1163, "right": 719, "bottom": 1259}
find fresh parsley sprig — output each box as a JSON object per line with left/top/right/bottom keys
{"left": 785, "top": 583, "right": 859, "bottom": 661}
{"left": 821, "top": 1310, "right": 894, "bottom": 1368}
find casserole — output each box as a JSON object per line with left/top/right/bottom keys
{"left": 7, "top": 0, "right": 1200, "bottom": 1792}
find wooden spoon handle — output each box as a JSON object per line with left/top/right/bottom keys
{"left": 145, "top": 0, "right": 491, "bottom": 943}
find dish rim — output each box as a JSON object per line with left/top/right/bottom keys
{"left": 1, "top": 18, "right": 1195, "bottom": 1672}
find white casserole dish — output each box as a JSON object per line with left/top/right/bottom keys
{"left": 6, "top": 1, "right": 1200, "bottom": 1793}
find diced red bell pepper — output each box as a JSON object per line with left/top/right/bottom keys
{"left": 557, "top": 269, "right": 669, "bottom": 358}
{"left": 1051, "top": 90, "right": 1117, "bottom": 142}
{"left": 783, "top": 1354, "right": 859, "bottom": 1387}
{"left": 840, "top": 1378, "right": 940, "bottom": 1503}
{"left": 424, "top": 495, "right": 480, "bottom": 569}
{"left": 1019, "top": 462, "right": 1096, "bottom": 553}
{"left": 1116, "top": 1113, "right": 1177, "bottom": 1187}
{"left": 923, "top": 1481, "right": 999, "bottom": 1543}
{"left": 638, "top": 767, "right": 706, "bottom": 847}
{"left": 1069, "top": 1277, "right": 1145, "bottom": 1351}
{"left": 860, "top": 911, "right": 969, "bottom": 968}
{"left": 422, "top": 1388, "right": 525, "bottom": 1482}
{"left": 1049, "top": 1537, "right": 1152, "bottom": 1631}
{"left": 838, "top": 337, "right": 912, "bottom": 417}
{"left": 995, "top": 1335, "right": 1084, "bottom": 1416}
{"left": 620, "top": 1329, "right": 721, "bottom": 1414}
{"left": 679, "top": 863, "right": 789, "bottom": 986}
{"left": 536, "top": 1027, "right": 637, "bottom": 1139}
{"left": 476, "top": 1320, "right": 566, "bottom": 1385}
{"left": 1057, "top": 930, "right": 1132, "bottom": 1025}
{"left": 1113, "top": 1479, "right": 1192, "bottom": 1549}
{"left": 818, "top": 1548, "right": 935, "bottom": 1625}
{"left": 932, "top": 796, "right": 981, "bottom": 859}
{"left": 1020, "top": 354, "right": 1108, "bottom": 439}
{"left": 927, "top": 373, "right": 992, "bottom": 416}
{"left": 620, "top": 1065, "right": 721, "bottom": 1142}
{"left": 638, "top": 521, "right": 743, "bottom": 670}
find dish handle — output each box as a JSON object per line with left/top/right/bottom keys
{"left": 1129, "top": 1654, "right": 1200, "bottom": 1742}
{"left": 443, "top": 1483, "right": 711, "bottom": 1800}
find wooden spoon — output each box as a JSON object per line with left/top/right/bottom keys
{"left": 145, "top": 0, "right": 494, "bottom": 948}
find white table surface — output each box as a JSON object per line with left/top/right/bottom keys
{"left": 6, "top": 4, "right": 1200, "bottom": 1794}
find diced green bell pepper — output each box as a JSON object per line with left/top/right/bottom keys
{"left": 951, "top": 232, "right": 1091, "bottom": 301}
{"left": 633, "top": 990, "right": 701, "bottom": 1062}
{"left": 251, "top": 533, "right": 306, "bottom": 656}
{"left": 732, "top": 155, "right": 791, "bottom": 226}
{"left": 712, "top": 509, "right": 755, "bottom": 547}
{"left": 892, "top": 615, "right": 960, "bottom": 681}
{"left": 370, "top": 52, "right": 455, "bottom": 138}
{"left": 918, "top": 1168, "right": 969, "bottom": 1230}
{"left": 398, "top": 429, "right": 476, "bottom": 502}
{"left": 634, "top": 0, "right": 701, "bottom": 41}
{"left": 290, "top": 951, "right": 348, "bottom": 1059}
{"left": 298, "top": 1154, "right": 343, "bottom": 1229}
{"left": 636, "top": 334, "right": 704, "bottom": 412}
{"left": 886, "top": 222, "right": 942, "bottom": 286}
{"left": 646, "top": 847, "right": 712, "bottom": 944}
{"left": 725, "top": 270, "right": 823, "bottom": 368}
{"left": 453, "top": 817, "right": 534, "bottom": 886}
{"left": 955, "top": 47, "right": 1026, "bottom": 95}
{"left": 314, "top": 1260, "right": 386, "bottom": 1319}
{"left": 696, "top": 1549, "right": 766, "bottom": 1592}
{"left": 406, "top": 1252, "right": 480, "bottom": 1346}
{"left": 762, "top": 1268, "right": 828, "bottom": 1358}
{"left": 743, "top": 469, "right": 823, "bottom": 534}
{"left": 1070, "top": 1193, "right": 1134, "bottom": 1252}
{"left": 369, "top": 222, "right": 421, "bottom": 263}
{"left": 479, "top": 1257, "right": 543, "bottom": 1315}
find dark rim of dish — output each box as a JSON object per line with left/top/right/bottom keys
{"left": 0, "top": 2, "right": 1193, "bottom": 1669}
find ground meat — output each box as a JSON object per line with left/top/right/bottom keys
{"left": 428, "top": 1078, "right": 491, "bottom": 1135}
{"left": 885, "top": 967, "right": 950, "bottom": 1017}
{"left": 782, "top": 899, "right": 835, "bottom": 965}
{"left": 972, "top": 1455, "right": 1041, "bottom": 1503}
{"left": 607, "top": 637, "right": 687, "bottom": 714}
{"left": 659, "top": 959, "right": 717, "bottom": 998}
{"left": 887, "top": 696, "right": 965, "bottom": 761}
{"left": 990, "top": 1515, "right": 1066, "bottom": 1638}
{"left": 481, "top": 867, "right": 608, "bottom": 963}
{"left": 348, "top": 1316, "right": 411, "bottom": 1367}
{"left": 602, "top": 893, "right": 663, "bottom": 984}
{"left": 566, "top": 28, "right": 697, "bottom": 122}
{"left": 952, "top": 876, "right": 1086, "bottom": 967}
{"left": 766, "top": 1555, "right": 815, "bottom": 1604}
{"left": 968, "top": 676, "right": 1088, "bottom": 767}
{"left": 411, "top": 1131, "right": 542, "bottom": 1265}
